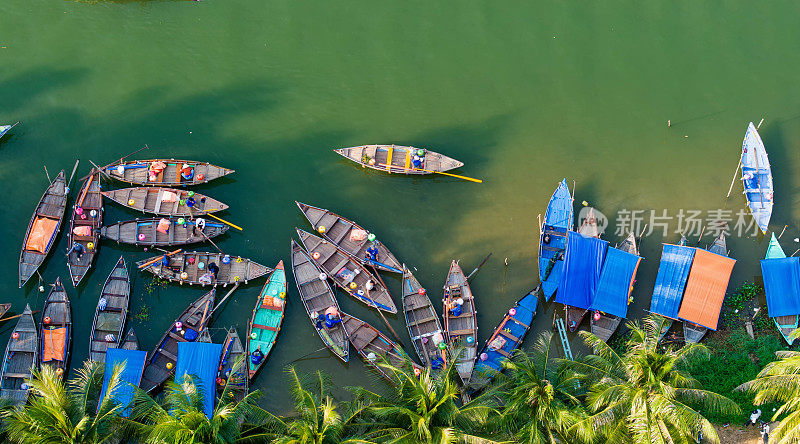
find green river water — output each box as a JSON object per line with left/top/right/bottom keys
{"left": 2, "top": 1, "right": 800, "bottom": 412}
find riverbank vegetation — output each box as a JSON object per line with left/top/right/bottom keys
{"left": 0, "top": 313, "right": 796, "bottom": 443}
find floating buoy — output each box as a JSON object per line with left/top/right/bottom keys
{"left": 367, "top": 233, "right": 376, "bottom": 242}
{"left": 593, "top": 311, "right": 602, "bottom": 321}
{"left": 367, "top": 352, "right": 377, "bottom": 362}
{"left": 216, "top": 377, "right": 225, "bottom": 386}
{"left": 166, "top": 362, "right": 173, "bottom": 370}
{"left": 234, "top": 276, "right": 241, "bottom": 282}
{"left": 349, "top": 282, "right": 357, "bottom": 290}
{"left": 174, "top": 321, "right": 183, "bottom": 330}
{"left": 56, "top": 368, "right": 64, "bottom": 376}
{"left": 87, "top": 242, "right": 94, "bottom": 250}
{"left": 438, "top": 342, "right": 447, "bottom": 350}
{"left": 90, "top": 210, "right": 97, "bottom": 218}
{"left": 198, "top": 262, "right": 205, "bottom": 269}
{"left": 279, "top": 291, "right": 286, "bottom": 299}
{"left": 188, "top": 257, "right": 196, "bottom": 264}
{"left": 356, "top": 290, "right": 364, "bottom": 296}
{"left": 222, "top": 255, "right": 231, "bottom": 264}
{"left": 466, "top": 336, "right": 475, "bottom": 344}
{"left": 187, "top": 191, "right": 195, "bottom": 197}
{"left": 508, "top": 308, "right": 517, "bottom": 316}
{"left": 480, "top": 353, "right": 488, "bottom": 361}
{"left": 310, "top": 311, "right": 319, "bottom": 320}
{"left": 197, "top": 173, "right": 204, "bottom": 181}
{"left": 75, "top": 207, "right": 84, "bottom": 215}
{"left": 416, "top": 148, "right": 425, "bottom": 156}
{"left": 317, "top": 225, "right": 326, "bottom": 234}
{"left": 11, "top": 333, "right": 19, "bottom": 340}
{"left": 177, "top": 218, "right": 186, "bottom": 225}
{"left": 179, "top": 199, "right": 186, "bottom": 206}
{"left": 43, "top": 316, "right": 52, "bottom": 324}
{"left": 312, "top": 252, "right": 321, "bottom": 260}
{"left": 128, "top": 199, "right": 136, "bottom": 206}
{"left": 138, "top": 234, "right": 146, "bottom": 241}
{"left": 250, "top": 332, "right": 258, "bottom": 340}
{"left": 20, "top": 383, "right": 29, "bottom": 390}
{"left": 414, "top": 368, "right": 421, "bottom": 376}
{"left": 368, "top": 158, "right": 376, "bottom": 166}
{"left": 319, "top": 273, "right": 327, "bottom": 281}
{"left": 418, "top": 288, "right": 426, "bottom": 296}
{"left": 581, "top": 200, "right": 589, "bottom": 206}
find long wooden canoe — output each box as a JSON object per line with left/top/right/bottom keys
{"left": 683, "top": 233, "right": 728, "bottom": 344}
{"left": 341, "top": 312, "right": 419, "bottom": 381}
{"left": 290, "top": 240, "right": 349, "bottom": 362}
{"left": 741, "top": 122, "right": 773, "bottom": 234}
{"left": 0, "top": 122, "right": 18, "bottom": 141}
{"left": 219, "top": 327, "right": 248, "bottom": 403}
{"left": 590, "top": 232, "right": 639, "bottom": 342}
{"left": 101, "top": 187, "right": 228, "bottom": 216}
{"left": 89, "top": 257, "right": 130, "bottom": 362}
{"left": 0, "top": 304, "right": 12, "bottom": 322}
{"left": 0, "top": 304, "right": 38, "bottom": 406}
{"left": 296, "top": 202, "right": 403, "bottom": 273}
{"left": 764, "top": 233, "right": 799, "bottom": 344}
{"left": 137, "top": 252, "right": 271, "bottom": 287}
{"left": 296, "top": 228, "right": 396, "bottom": 313}
{"left": 140, "top": 290, "right": 215, "bottom": 393}
{"left": 67, "top": 172, "right": 103, "bottom": 287}
{"left": 120, "top": 329, "right": 139, "bottom": 351}
{"left": 334, "top": 145, "right": 464, "bottom": 175}
{"left": 247, "top": 261, "right": 287, "bottom": 379}
{"left": 39, "top": 278, "right": 72, "bottom": 374}
{"left": 103, "top": 158, "right": 234, "bottom": 187}
{"left": 566, "top": 207, "right": 601, "bottom": 332}
{"left": 19, "top": 170, "right": 67, "bottom": 288}
{"left": 539, "top": 179, "right": 573, "bottom": 301}
{"left": 402, "top": 266, "right": 445, "bottom": 367}
{"left": 101, "top": 217, "right": 228, "bottom": 246}
{"left": 443, "top": 260, "right": 478, "bottom": 385}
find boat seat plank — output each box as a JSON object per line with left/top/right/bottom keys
{"left": 498, "top": 330, "right": 521, "bottom": 343}
{"left": 494, "top": 348, "right": 512, "bottom": 358}
{"left": 252, "top": 323, "right": 277, "bottom": 332}
{"left": 156, "top": 348, "right": 177, "bottom": 361}
{"left": 541, "top": 245, "right": 563, "bottom": 252}
{"left": 3, "top": 372, "right": 32, "bottom": 379}
{"left": 508, "top": 315, "right": 530, "bottom": 328}
{"left": 449, "top": 328, "right": 475, "bottom": 336}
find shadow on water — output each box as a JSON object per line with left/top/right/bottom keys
{"left": 762, "top": 122, "right": 795, "bottom": 233}
{"left": 0, "top": 67, "right": 89, "bottom": 113}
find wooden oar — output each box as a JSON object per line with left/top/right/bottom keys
{"left": 81, "top": 144, "right": 150, "bottom": 181}
{"left": 365, "top": 273, "right": 405, "bottom": 347}
{"left": 138, "top": 248, "right": 181, "bottom": 269}
{"left": 211, "top": 283, "right": 240, "bottom": 314}
{"left": 466, "top": 253, "right": 492, "bottom": 281}
{"left": 207, "top": 213, "right": 243, "bottom": 231}
{"left": 66, "top": 160, "right": 80, "bottom": 194}
{"left": 375, "top": 162, "right": 482, "bottom": 183}
{"left": 285, "top": 346, "right": 329, "bottom": 365}
{"left": 1, "top": 310, "right": 40, "bottom": 323}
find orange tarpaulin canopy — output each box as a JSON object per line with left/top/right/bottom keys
{"left": 25, "top": 217, "right": 59, "bottom": 254}
{"left": 677, "top": 249, "right": 736, "bottom": 330}
{"left": 42, "top": 327, "right": 67, "bottom": 362}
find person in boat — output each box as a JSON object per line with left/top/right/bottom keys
{"left": 431, "top": 355, "right": 444, "bottom": 370}
{"left": 251, "top": 347, "right": 263, "bottom": 365}
{"left": 193, "top": 218, "right": 206, "bottom": 236}
{"left": 161, "top": 254, "right": 170, "bottom": 267}
{"left": 450, "top": 298, "right": 463, "bottom": 317}
{"left": 365, "top": 245, "right": 379, "bottom": 262}
{"left": 180, "top": 164, "right": 194, "bottom": 181}
{"left": 412, "top": 154, "right": 423, "bottom": 169}
{"left": 208, "top": 262, "right": 219, "bottom": 280}
{"left": 187, "top": 196, "right": 196, "bottom": 208}
{"left": 68, "top": 242, "right": 85, "bottom": 259}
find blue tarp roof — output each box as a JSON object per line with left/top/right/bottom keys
{"left": 761, "top": 257, "right": 800, "bottom": 318}
{"left": 99, "top": 348, "right": 147, "bottom": 417}
{"left": 650, "top": 244, "right": 695, "bottom": 320}
{"left": 176, "top": 342, "right": 223, "bottom": 418}
{"left": 555, "top": 232, "right": 608, "bottom": 310}
{"left": 590, "top": 247, "right": 642, "bottom": 318}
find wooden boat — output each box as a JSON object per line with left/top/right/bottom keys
{"left": 741, "top": 122, "right": 773, "bottom": 234}
{"left": 0, "top": 304, "right": 12, "bottom": 321}
{"left": 0, "top": 304, "right": 38, "bottom": 406}
{"left": 101, "top": 187, "right": 228, "bottom": 216}
{"left": 218, "top": 327, "right": 248, "bottom": 402}
{"left": 120, "top": 329, "right": 139, "bottom": 350}
{"left": 469, "top": 291, "right": 538, "bottom": 393}
{"left": 566, "top": 207, "right": 601, "bottom": 332}
{"left": 590, "top": 232, "right": 640, "bottom": 342}
{"left": 137, "top": 251, "right": 271, "bottom": 287}
{"left": 402, "top": 266, "right": 445, "bottom": 367}
{"left": 296, "top": 228, "right": 396, "bottom": 313}
{"left": 67, "top": 172, "right": 103, "bottom": 286}
{"left": 341, "top": 312, "right": 419, "bottom": 380}
{"left": 140, "top": 290, "right": 215, "bottom": 393}
{"left": 39, "top": 278, "right": 72, "bottom": 374}
{"left": 539, "top": 179, "right": 573, "bottom": 300}
{"left": 296, "top": 202, "right": 402, "bottom": 273}
{"left": 247, "top": 261, "right": 287, "bottom": 379}
{"left": 89, "top": 257, "right": 130, "bottom": 362}
{"left": 763, "top": 234, "right": 798, "bottom": 344}
{"left": 0, "top": 122, "right": 18, "bottom": 141}
{"left": 290, "top": 240, "right": 349, "bottom": 362}
{"left": 102, "top": 158, "right": 234, "bottom": 187}
{"left": 443, "top": 260, "right": 478, "bottom": 385}
{"left": 334, "top": 145, "right": 464, "bottom": 175}
{"left": 653, "top": 235, "right": 688, "bottom": 342}
{"left": 19, "top": 170, "right": 68, "bottom": 287}
{"left": 683, "top": 233, "right": 728, "bottom": 344}
{"left": 101, "top": 217, "right": 228, "bottom": 246}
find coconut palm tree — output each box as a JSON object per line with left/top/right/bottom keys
{"left": 491, "top": 331, "right": 584, "bottom": 443}
{"left": 569, "top": 315, "right": 739, "bottom": 444}
{"left": 4, "top": 361, "right": 129, "bottom": 443}
{"left": 260, "top": 367, "right": 376, "bottom": 443}
{"left": 738, "top": 349, "right": 800, "bottom": 442}
{"left": 349, "top": 355, "right": 503, "bottom": 444}
{"left": 127, "top": 372, "right": 271, "bottom": 444}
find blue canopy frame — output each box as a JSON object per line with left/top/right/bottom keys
{"left": 590, "top": 247, "right": 642, "bottom": 318}
{"left": 99, "top": 348, "right": 147, "bottom": 417}
{"left": 650, "top": 244, "right": 695, "bottom": 320}
{"left": 555, "top": 232, "right": 608, "bottom": 310}
{"left": 176, "top": 341, "right": 223, "bottom": 418}
{"left": 761, "top": 257, "right": 800, "bottom": 318}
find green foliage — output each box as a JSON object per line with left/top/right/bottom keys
{"left": 133, "top": 303, "right": 150, "bottom": 322}
{"left": 685, "top": 330, "right": 781, "bottom": 423}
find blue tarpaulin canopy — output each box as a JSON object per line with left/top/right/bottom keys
{"left": 650, "top": 244, "right": 695, "bottom": 320}
{"left": 99, "top": 348, "right": 147, "bottom": 417}
{"left": 176, "top": 341, "right": 223, "bottom": 418}
{"left": 761, "top": 257, "right": 800, "bottom": 318}
{"left": 590, "top": 247, "right": 642, "bottom": 318}
{"left": 555, "top": 232, "right": 608, "bottom": 310}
